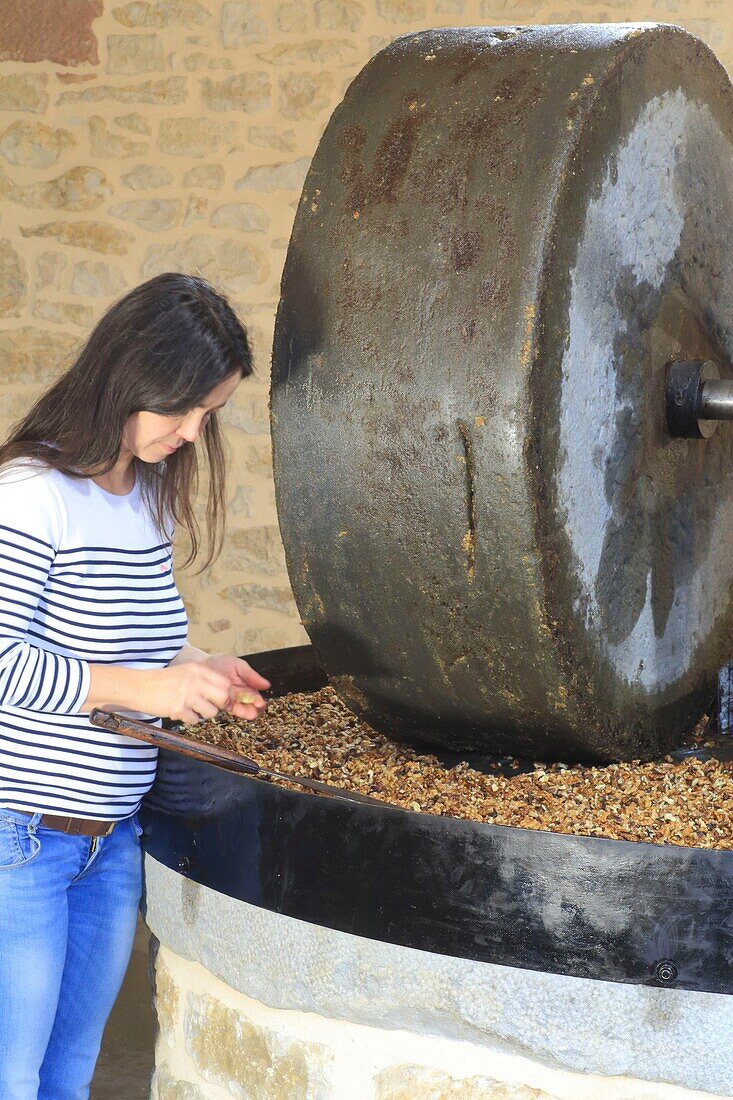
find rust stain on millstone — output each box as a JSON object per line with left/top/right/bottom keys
{"left": 342, "top": 114, "right": 422, "bottom": 212}
{"left": 520, "top": 302, "right": 536, "bottom": 369}
{"left": 450, "top": 228, "right": 482, "bottom": 273}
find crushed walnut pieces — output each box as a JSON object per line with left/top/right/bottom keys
{"left": 184, "top": 686, "right": 733, "bottom": 850}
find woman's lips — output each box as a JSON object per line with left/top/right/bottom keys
{"left": 162, "top": 443, "right": 178, "bottom": 453}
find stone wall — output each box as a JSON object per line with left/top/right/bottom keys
{"left": 0, "top": 0, "right": 731, "bottom": 657}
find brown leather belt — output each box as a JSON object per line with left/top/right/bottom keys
{"left": 19, "top": 812, "right": 116, "bottom": 837}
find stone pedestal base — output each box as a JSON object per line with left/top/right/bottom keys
{"left": 144, "top": 856, "right": 731, "bottom": 1099}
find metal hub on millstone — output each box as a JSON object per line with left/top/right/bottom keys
{"left": 271, "top": 23, "right": 733, "bottom": 763}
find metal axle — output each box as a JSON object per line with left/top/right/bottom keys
{"left": 665, "top": 359, "right": 733, "bottom": 438}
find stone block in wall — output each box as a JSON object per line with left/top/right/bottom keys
{"left": 368, "top": 34, "right": 392, "bottom": 55}
{"left": 112, "top": 1, "right": 211, "bottom": 28}
{"left": 0, "top": 0, "right": 101, "bottom": 66}
{"left": 151, "top": 1065, "right": 207, "bottom": 1100}
{"left": 207, "top": 618, "right": 232, "bottom": 633}
{"left": 210, "top": 202, "right": 270, "bottom": 233}
{"left": 314, "top": 0, "right": 365, "bottom": 32}
{"left": 221, "top": 393, "right": 270, "bottom": 433}
{"left": 220, "top": 583, "right": 298, "bottom": 616}
{"left": 0, "top": 240, "right": 27, "bottom": 317}
{"left": 0, "top": 328, "right": 78, "bottom": 383}
{"left": 246, "top": 126, "right": 296, "bottom": 153}
{"left": 109, "top": 197, "right": 183, "bottom": 230}
{"left": 217, "top": 526, "right": 286, "bottom": 576}
{"left": 90, "top": 116, "right": 150, "bottom": 158}
{"left": 478, "top": 0, "right": 542, "bottom": 16}
{"left": 115, "top": 111, "right": 152, "bottom": 134}
{"left": 235, "top": 157, "right": 310, "bottom": 193}
{"left": 377, "top": 0, "right": 427, "bottom": 20}
{"left": 70, "top": 260, "right": 128, "bottom": 298}
{"left": 220, "top": 1, "right": 268, "bottom": 48}
{"left": 183, "top": 991, "right": 332, "bottom": 1099}
{"left": 258, "top": 40, "right": 358, "bottom": 66}
{"left": 183, "top": 164, "right": 225, "bottom": 189}
{"left": 279, "top": 72, "right": 336, "bottom": 120}
{"left": 20, "top": 221, "right": 134, "bottom": 255}
{"left": 122, "top": 163, "right": 175, "bottom": 190}
{"left": 227, "top": 484, "right": 256, "bottom": 517}
{"left": 0, "top": 239, "right": 26, "bottom": 319}
{"left": 154, "top": 944, "right": 181, "bottom": 1040}
{"left": 33, "top": 299, "right": 95, "bottom": 327}
{"left": 0, "top": 73, "right": 48, "bottom": 113}
{"left": 107, "top": 33, "right": 166, "bottom": 75}
{"left": 0, "top": 121, "right": 77, "bottom": 168}
{"left": 238, "top": 440, "right": 272, "bottom": 476}
{"left": 235, "top": 619, "right": 308, "bottom": 654}
{"left": 200, "top": 72, "right": 270, "bottom": 113}
{"left": 277, "top": 2, "right": 310, "bottom": 33}
{"left": 184, "top": 194, "right": 209, "bottom": 224}
{"left": 158, "top": 117, "right": 237, "bottom": 157}
{"left": 142, "top": 234, "right": 268, "bottom": 293}
{"left": 37, "top": 252, "right": 67, "bottom": 291}
{"left": 56, "top": 74, "right": 97, "bottom": 84}
{"left": 58, "top": 77, "right": 187, "bottom": 105}
{"left": 181, "top": 52, "right": 236, "bottom": 71}
{"left": 375, "top": 1065, "right": 559, "bottom": 1099}
{"left": 0, "top": 165, "right": 112, "bottom": 211}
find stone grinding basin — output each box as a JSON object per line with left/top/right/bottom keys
{"left": 143, "top": 644, "right": 733, "bottom": 998}
{"left": 270, "top": 21, "right": 733, "bottom": 763}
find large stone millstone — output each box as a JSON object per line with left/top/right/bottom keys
{"left": 271, "top": 23, "right": 733, "bottom": 763}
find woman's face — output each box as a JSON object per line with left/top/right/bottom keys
{"left": 122, "top": 371, "right": 242, "bottom": 463}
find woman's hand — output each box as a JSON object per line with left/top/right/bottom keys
{"left": 203, "top": 653, "right": 271, "bottom": 720}
{"left": 85, "top": 645, "right": 271, "bottom": 724}
{"left": 136, "top": 661, "right": 235, "bottom": 725}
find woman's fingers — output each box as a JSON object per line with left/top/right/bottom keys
{"left": 195, "top": 697, "right": 222, "bottom": 720}
{"left": 200, "top": 670, "right": 233, "bottom": 711}
{"left": 226, "top": 699, "right": 261, "bottom": 721}
{"left": 236, "top": 660, "right": 271, "bottom": 690}
{"left": 231, "top": 688, "right": 266, "bottom": 709}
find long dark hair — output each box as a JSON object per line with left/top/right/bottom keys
{"left": 0, "top": 272, "right": 253, "bottom": 570}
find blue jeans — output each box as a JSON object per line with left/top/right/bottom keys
{"left": 0, "top": 809, "right": 143, "bottom": 1100}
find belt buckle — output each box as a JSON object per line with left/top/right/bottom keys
{"left": 101, "top": 821, "right": 115, "bottom": 837}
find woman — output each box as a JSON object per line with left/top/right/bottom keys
{"left": 0, "top": 272, "right": 271, "bottom": 1099}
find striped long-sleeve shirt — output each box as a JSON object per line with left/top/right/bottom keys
{"left": 0, "top": 459, "right": 188, "bottom": 820}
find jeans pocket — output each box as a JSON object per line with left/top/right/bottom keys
{"left": 129, "top": 813, "right": 144, "bottom": 840}
{"left": 0, "top": 816, "right": 41, "bottom": 870}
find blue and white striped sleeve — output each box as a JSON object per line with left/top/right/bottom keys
{"left": 0, "top": 465, "right": 90, "bottom": 714}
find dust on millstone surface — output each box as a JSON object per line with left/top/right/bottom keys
{"left": 185, "top": 687, "right": 733, "bottom": 850}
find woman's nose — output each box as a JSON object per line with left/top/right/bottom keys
{"left": 176, "top": 412, "right": 202, "bottom": 443}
